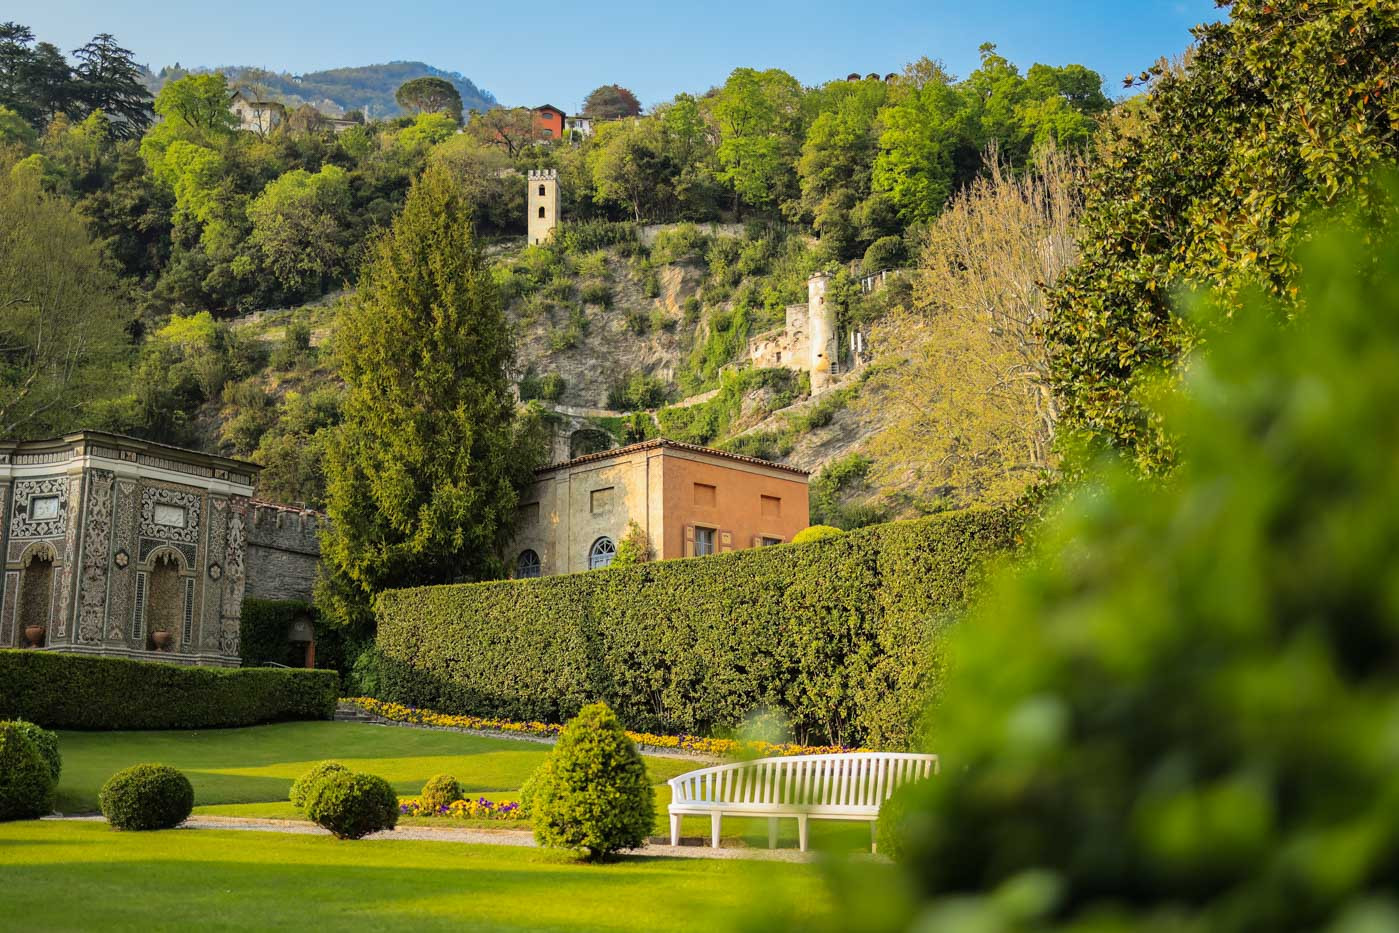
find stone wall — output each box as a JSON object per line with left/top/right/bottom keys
{"left": 244, "top": 502, "right": 322, "bottom": 603}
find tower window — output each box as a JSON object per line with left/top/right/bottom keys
{"left": 538, "top": 184, "right": 546, "bottom": 196}
{"left": 538, "top": 206, "right": 546, "bottom": 218}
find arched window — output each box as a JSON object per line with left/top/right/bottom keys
{"left": 18, "top": 548, "right": 54, "bottom": 645}
{"left": 517, "top": 549, "right": 542, "bottom": 579}
{"left": 589, "top": 537, "right": 616, "bottom": 570}
{"left": 538, "top": 206, "right": 546, "bottom": 218}
{"left": 538, "top": 184, "right": 546, "bottom": 196}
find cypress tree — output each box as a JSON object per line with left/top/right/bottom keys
{"left": 317, "top": 163, "right": 539, "bottom": 639}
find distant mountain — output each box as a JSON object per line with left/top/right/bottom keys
{"left": 144, "top": 61, "right": 497, "bottom": 119}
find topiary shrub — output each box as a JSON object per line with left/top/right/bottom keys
{"left": 289, "top": 761, "right": 348, "bottom": 809}
{"left": 0, "top": 722, "right": 55, "bottom": 821}
{"left": 305, "top": 771, "right": 400, "bottom": 840}
{"left": 419, "top": 773, "right": 461, "bottom": 812}
{"left": 2, "top": 720, "right": 59, "bottom": 782}
{"left": 522, "top": 702, "right": 653, "bottom": 860}
{"left": 99, "top": 764, "right": 193, "bottom": 831}
{"left": 791, "top": 524, "right": 844, "bottom": 545}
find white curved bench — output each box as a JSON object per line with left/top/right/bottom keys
{"left": 667, "top": 751, "right": 938, "bottom": 852}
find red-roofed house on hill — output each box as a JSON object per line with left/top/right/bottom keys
{"left": 531, "top": 104, "right": 566, "bottom": 142}
{"left": 506, "top": 440, "right": 810, "bottom": 578}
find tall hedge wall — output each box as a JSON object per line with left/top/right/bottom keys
{"left": 374, "top": 510, "right": 1022, "bottom": 748}
{"left": 0, "top": 651, "right": 339, "bottom": 730}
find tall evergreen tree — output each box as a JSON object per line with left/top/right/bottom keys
{"left": 316, "top": 163, "right": 542, "bottom": 638}
{"left": 71, "top": 34, "right": 153, "bottom": 139}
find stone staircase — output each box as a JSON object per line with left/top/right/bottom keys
{"left": 333, "top": 702, "right": 379, "bottom": 723}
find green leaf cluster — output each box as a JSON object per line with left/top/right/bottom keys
{"left": 99, "top": 764, "right": 194, "bottom": 831}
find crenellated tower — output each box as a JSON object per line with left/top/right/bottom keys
{"left": 528, "top": 169, "right": 559, "bottom": 245}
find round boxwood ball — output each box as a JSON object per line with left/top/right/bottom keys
{"left": 305, "top": 771, "right": 399, "bottom": 840}
{"left": 289, "top": 760, "right": 348, "bottom": 809}
{"left": 0, "top": 722, "right": 56, "bottom": 821}
{"left": 792, "top": 524, "right": 844, "bottom": 545}
{"left": 2, "top": 720, "right": 60, "bottom": 782}
{"left": 99, "top": 764, "right": 194, "bottom": 831}
{"left": 419, "top": 773, "right": 462, "bottom": 813}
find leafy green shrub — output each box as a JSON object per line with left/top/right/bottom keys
{"left": 290, "top": 761, "right": 348, "bottom": 809}
{"left": 874, "top": 780, "right": 926, "bottom": 862}
{"left": 99, "top": 764, "right": 193, "bottom": 831}
{"left": 606, "top": 370, "right": 669, "bottom": 411}
{"left": 374, "top": 509, "right": 1021, "bottom": 747}
{"left": 1, "top": 720, "right": 59, "bottom": 782}
{"left": 305, "top": 771, "right": 399, "bottom": 839}
{"left": 543, "top": 274, "right": 574, "bottom": 301}
{"left": 574, "top": 250, "right": 609, "bottom": 280}
{"left": 419, "top": 774, "right": 462, "bottom": 811}
{"left": 522, "top": 703, "right": 653, "bottom": 859}
{"left": 792, "top": 524, "right": 844, "bottom": 544}
{"left": 651, "top": 223, "right": 710, "bottom": 264}
{"left": 0, "top": 722, "right": 54, "bottom": 821}
{"left": 0, "top": 651, "right": 338, "bottom": 729}
{"left": 624, "top": 309, "right": 650, "bottom": 336}
{"left": 579, "top": 279, "right": 612, "bottom": 307}
{"left": 556, "top": 220, "right": 636, "bottom": 254}
{"left": 877, "top": 213, "right": 1399, "bottom": 927}
{"left": 682, "top": 296, "right": 701, "bottom": 324}
{"left": 519, "top": 370, "right": 566, "bottom": 402}
{"left": 862, "top": 235, "right": 907, "bottom": 272}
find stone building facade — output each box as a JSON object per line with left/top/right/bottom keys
{"left": 748, "top": 272, "right": 840, "bottom": 391}
{"left": 507, "top": 439, "right": 810, "bottom": 578}
{"left": 0, "top": 432, "right": 262, "bottom": 666}
{"left": 245, "top": 501, "right": 323, "bottom": 603}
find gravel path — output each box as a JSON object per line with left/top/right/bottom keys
{"left": 45, "top": 814, "right": 818, "bottom": 862}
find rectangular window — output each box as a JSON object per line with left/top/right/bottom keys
{"left": 761, "top": 495, "right": 781, "bottom": 518}
{"left": 590, "top": 487, "right": 613, "bottom": 514}
{"left": 694, "top": 526, "right": 716, "bottom": 557}
{"left": 761, "top": 536, "right": 783, "bottom": 547}
{"left": 693, "top": 483, "right": 717, "bottom": 508}
{"left": 29, "top": 496, "right": 59, "bottom": 520}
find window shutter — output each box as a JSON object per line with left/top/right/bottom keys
{"left": 719, "top": 530, "right": 733, "bottom": 553}
{"left": 684, "top": 525, "right": 695, "bottom": 558}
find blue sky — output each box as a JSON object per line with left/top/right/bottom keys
{"left": 22, "top": 1, "right": 1222, "bottom": 110}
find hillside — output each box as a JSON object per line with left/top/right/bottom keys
{"left": 203, "top": 222, "right": 908, "bottom": 528}
{"left": 143, "top": 61, "right": 497, "bottom": 118}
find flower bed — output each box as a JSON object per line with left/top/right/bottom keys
{"left": 342, "top": 697, "right": 862, "bottom": 758}
{"left": 399, "top": 796, "right": 524, "bottom": 821}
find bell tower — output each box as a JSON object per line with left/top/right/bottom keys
{"left": 528, "top": 169, "right": 559, "bottom": 245}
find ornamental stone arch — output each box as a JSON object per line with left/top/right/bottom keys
{"left": 136, "top": 545, "right": 195, "bottom": 654}
{"left": 16, "top": 541, "right": 59, "bottom": 647}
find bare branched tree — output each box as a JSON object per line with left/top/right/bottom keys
{"left": 861, "top": 146, "right": 1083, "bottom": 507}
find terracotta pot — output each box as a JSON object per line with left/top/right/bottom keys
{"left": 152, "top": 631, "right": 172, "bottom": 650}
{"left": 24, "top": 625, "right": 45, "bottom": 648}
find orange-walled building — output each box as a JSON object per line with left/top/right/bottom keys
{"left": 506, "top": 440, "right": 810, "bottom": 577}
{"left": 531, "top": 104, "right": 566, "bottom": 141}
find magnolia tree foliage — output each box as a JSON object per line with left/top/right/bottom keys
{"left": 316, "top": 163, "right": 546, "bottom": 637}
{"left": 1046, "top": 0, "right": 1399, "bottom": 474}
{"left": 867, "top": 210, "right": 1399, "bottom": 931}
{"left": 582, "top": 84, "right": 641, "bottom": 120}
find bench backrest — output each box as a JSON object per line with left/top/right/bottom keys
{"left": 668, "top": 752, "right": 938, "bottom": 810}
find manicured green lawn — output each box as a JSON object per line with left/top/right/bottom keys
{"left": 1, "top": 821, "right": 833, "bottom": 932}
{"left": 54, "top": 721, "right": 872, "bottom": 850}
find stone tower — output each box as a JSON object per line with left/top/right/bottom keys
{"left": 528, "top": 169, "right": 559, "bottom": 245}
{"left": 807, "top": 272, "right": 837, "bottom": 391}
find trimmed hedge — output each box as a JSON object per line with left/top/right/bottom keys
{"left": 0, "top": 651, "right": 338, "bottom": 730}
{"left": 375, "top": 510, "right": 1021, "bottom": 748}
{"left": 99, "top": 764, "right": 194, "bottom": 831}
{"left": 0, "top": 722, "right": 54, "bottom": 821}
{"left": 305, "top": 771, "right": 399, "bottom": 840}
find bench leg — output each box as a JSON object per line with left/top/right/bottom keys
{"left": 669, "top": 813, "right": 680, "bottom": 847}
{"left": 710, "top": 812, "right": 722, "bottom": 849}
{"left": 768, "top": 817, "right": 778, "bottom": 850}
{"left": 797, "top": 815, "right": 809, "bottom": 853}
{"left": 870, "top": 821, "right": 877, "bottom": 854}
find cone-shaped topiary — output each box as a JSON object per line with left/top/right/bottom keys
{"left": 0, "top": 722, "right": 55, "bottom": 821}
{"left": 289, "top": 760, "right": 347, "bottom": 808}
{"left": 2, "top": 721, "right": 60, "bottom": 782}
{"left": 305, "top": 771, "right": 399, "bottom": 839}
{"left": 419, "top": 773, "right": 461, "bottom": 812}
{"left": 99, "top": 764, "right": 193, "bottom": 830}
{"left": 522, "top": 702, "right": 654, "bottom": 860}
